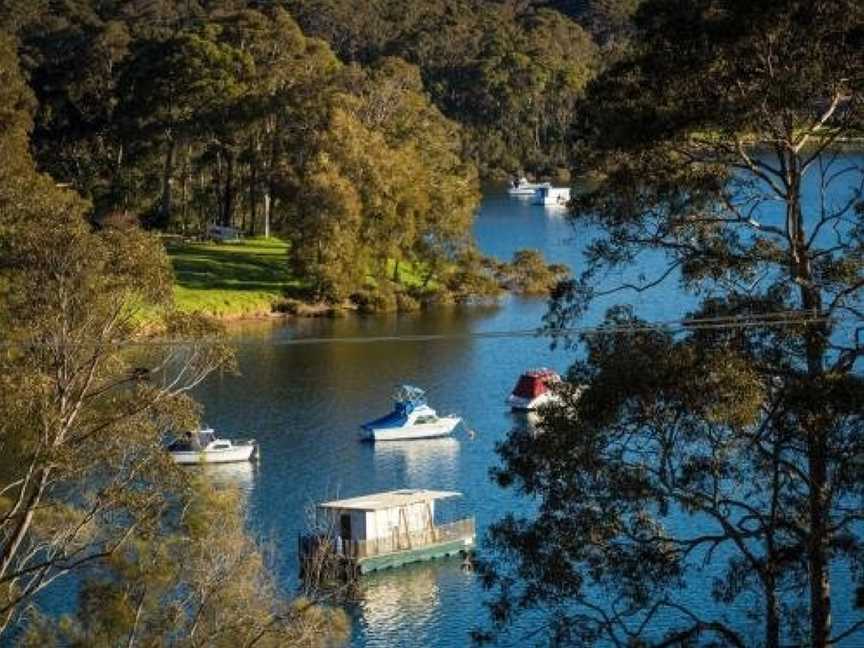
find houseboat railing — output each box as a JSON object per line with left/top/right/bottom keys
{"left": 300, "top": 517, "right": 475, "bottom": 562}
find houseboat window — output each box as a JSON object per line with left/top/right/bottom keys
{"left": 340, "top": 514, "right": 351, "bottom": 540}
{"left": 212, "top": 443, "right": 230, "bottom": 450}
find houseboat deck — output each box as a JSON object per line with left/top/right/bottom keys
{"left": 300, "top": 517, "right": 475, "bottom": 574}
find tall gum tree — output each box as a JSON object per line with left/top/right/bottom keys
{"left": 0, "top": 32, "right": 236, "bottom": 637}
{"left": 480, "top": 1, "right": 864, "bottom": 647}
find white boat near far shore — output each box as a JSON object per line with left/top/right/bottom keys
{"left": 507, "top": 176, "right": 551, "bottom": 196}
{"left": 532, "top": 186, "right": 571, "bottom": 207}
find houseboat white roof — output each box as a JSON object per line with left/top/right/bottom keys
{"left": 319, "top": 489, "right": 462, "bottom": 511}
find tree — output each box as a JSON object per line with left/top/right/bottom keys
{"left": 481, "top": 1, "right": 864, "bottom": 646}
{"left": 117, "top": 27, "right": 252, "bottom": 228}
{"left": 0, "top": 32, "right": 347, "bottom": 643}
{"left": 285, "top": 0, "right": 598, "bottom": 175}
{"left": 23, "top": 479, "right": 350, "bottom": 647}
{"left": 285, "top": 56, "right": 480, "bottom": 303}
{"left": 0, "top": 32, "right": 227, "bottom": 636}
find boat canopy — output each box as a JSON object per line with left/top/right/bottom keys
{"left": 361, "top": 386, "right": 427, "bottom": 431}
{"left": 512, "top": 369, "right": 559, "bottom": 399}
{"left": 393, "top": 385, "right": 425, "bottom": 405}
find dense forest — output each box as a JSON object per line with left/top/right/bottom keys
{"left": 0, "top": 0, "right": 634, "bottom": 302}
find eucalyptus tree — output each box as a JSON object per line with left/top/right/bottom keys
{"left": 117, "top": 27, "right": 252, "bottom": 228}
{"left": 0, "top": 33, "right": 235, "bottom": 637}
{"left": 481, "top": 1, "right": 864, "bottom": 646}
{"left": 23, "top": 481, "right": 350, "bottom": 647}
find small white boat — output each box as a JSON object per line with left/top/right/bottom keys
{"left": 361, "top": 386, "right": 461, "bottom": 441}
{"left": 167, "top": 428, "right": 257, "bottom": 464}
{"left": 507, "top": 368, "right": 562, "bottom": 411}
{"left": 532, "top": 186, "right": 571, "bottom": 206}
{"left": 508, "top": 176, "right": 551, "bottom": 196}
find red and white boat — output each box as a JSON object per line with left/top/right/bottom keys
{"left": 506, "top": 368, "right": 562, "bottom": 411}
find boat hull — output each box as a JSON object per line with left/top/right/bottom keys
{"left": 508, "top": 183, "right": 550, "bottom": 196}
{"left": 170, "top": 444, "right": 256, "bottom": 464}
{"left": 531, "top": 188, "right": 572, "bottom": 206}
{"left": 361, "top": 417, "right": 461, "bottom": 441}
{"left": 507, "top": 392, "right": 559, "bottom": 412}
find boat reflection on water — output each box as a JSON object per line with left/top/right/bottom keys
{"left": 357, "top": 562, "right": 447, "bottom": 632}
{"left": 372, "top": 437, "right": 460, "bottom": 482}
{"left": 188, "top": 460, "right": 257, "bottom": 496}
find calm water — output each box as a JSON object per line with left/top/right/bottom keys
{"left": 192, "top": 183, "right": 861, "bottom": 646}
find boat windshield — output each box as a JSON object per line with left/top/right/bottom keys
{"left": 393, "top": 385, "right": 426, "bottom": 406}
{"left": 197, "top": 429, "right": 217, "bottom": 446}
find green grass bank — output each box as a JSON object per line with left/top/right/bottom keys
{"left": 167, "top": 237, "right": 301, "bottom": 318}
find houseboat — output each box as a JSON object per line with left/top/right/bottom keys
{"left": 360, "top": 385, "right": 461, "bottom": 441}
{"left": 299, "top": 489, "right": 475, "bottom": 575}
{"left": 506, "top": 368, "right": 562, "bottom": 411}
{"left": 167, "top": 428, "right": 257, "bottom": 464}
{"left": 507, "top": 176, "right": 551, "bottom": 196}
{"left": 532, "top": 186, "right": 571, "bottom": 207}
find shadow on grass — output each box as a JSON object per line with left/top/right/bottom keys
{"left": 170, "top": 244, "right": 298, "bottom": 293}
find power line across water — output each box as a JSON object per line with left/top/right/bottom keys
{"left": 0, "top": 311, "right": 837, "bottom": 348}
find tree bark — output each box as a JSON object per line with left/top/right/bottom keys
{"left": 222, "top": 149, "right": 234, "bottom": 228}
{"left": 263, "top": 191, "right": 271, "bottom": 239}
{"left": 787, "top": 154, "right": 832, "bottom": 648}
{"left": 160, "top": 136, "right": 176, "bottom": 229}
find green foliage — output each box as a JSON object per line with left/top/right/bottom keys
{"left": 287, "top": 0, "right": 599, "bottom": 175}
{"left": 5, "top": 4, "right": 485, "bottom": 306}
{"left": 483, "top": 1, "right": 864, "bottom": 646}
{"left": 498, "top": 249, "right": 570, "bottom": 295}
{"left": 0, "top": 34, "right": 343, "bottom": 645}
{"left": 24, "top": 480, "right": 350, "bottom": 647}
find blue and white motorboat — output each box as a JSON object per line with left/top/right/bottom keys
{"left": 360, "top": 386, "right": 461, "bottom": 441}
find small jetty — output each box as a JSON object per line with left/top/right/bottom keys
{"left": 299, "top": 489, "right": 475, "bottom": 578}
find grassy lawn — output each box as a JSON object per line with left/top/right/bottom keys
{"left": 166, "top": 237, "right": 301, "bottom": 318}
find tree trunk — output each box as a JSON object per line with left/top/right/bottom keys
{"left": 787, "top": 156, "right": 832, "bottom": 648}
{"left": 0, "top": 468, "right": 50, "bottom": 582}
{"left": 263, "top": 191, "right": 271, "bottom": 239}
{"left": 249, "top": 163, "right": 257, "bottom": 237}
{"left": 765, "top": 573, "right": 780, "bottom": 648}
{"left": 160, "top": 136, "right": 176, "bottom": 229}
{"left": 222, "top": 149, "right": 234, "bottom": 228}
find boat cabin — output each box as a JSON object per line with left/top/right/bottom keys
{"left": 512, "top": 369, "right": 559, "bottom": 399}
{"left": 507, "top": 368, "right": 562, "bottom": 411}
{"left": 301, "top": 489, "right": 475, "bottom": 574}
{"left": 167, "top": 428, "right": 217, "bottom": 452}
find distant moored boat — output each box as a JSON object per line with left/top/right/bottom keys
{"left": 507, "top": 176, "right": 551, "bottom": 196}
{"left": 532, "top": 186, "right": 571, "bottom": 206}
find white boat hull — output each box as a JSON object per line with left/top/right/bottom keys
{"left": 507, "top": 392, "right": 560, "bottom": 412}
{"left": 508, "top": 183, "right": 550, "bottom": 196}
{"left": 171, "top": 444, "right": 256, "bottom": 464}
{"left": 362, "top": 417, "right": 461, "bottom": 441}
{"left": 532, "top": 188, "right": 572, "bottom": 206}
